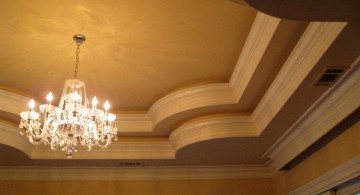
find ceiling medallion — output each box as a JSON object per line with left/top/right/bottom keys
{"left": 19, "top": 34, "right": 118, "bottom": 158}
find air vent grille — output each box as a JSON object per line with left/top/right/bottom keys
{"left": 314, "top": 67, "right": 348, "bottom": 86}
{"left": 119, "top": 161, "right": 144, "bottom": 167}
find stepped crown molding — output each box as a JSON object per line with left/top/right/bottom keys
{"left": 0, "top": 89, "right": 36, "bottom": 115}
{"left": 290, "top": 154, "right": 360, "bottom": 195}
{"left": 0, "top": 121, "right": 32, "bottom": 157}
{"left": 252, "top": 22, "right": 347, "bottom": 133}
{"left": 264, "top": 56, "right": 360, "bottom": 169}
{"left": 148, "top": 83, "right": 235, "bottom": 126}
{"left": 0, "top": 165, "right": 276, "bottom": 180}
{"left": 31, "top": 141, "right": 175, "bottom": 159}
{"left": 0, "top": 12, "right": 283, "bottom": 135}
{"left": 230, "top": 12, "right": 280, "bottom": 101}
{"left": 0, "top": 13, "right": 349, "bottom": 164}
{"left": 169, "top": 115, "right": 257, "bottom": 151}
{"left": 116, "top": 114, "right": 153, "bottom": 133}
{"left": 0, "top": 115, "right": 256, "bottom": 159}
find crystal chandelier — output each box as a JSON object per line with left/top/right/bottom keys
{"left": 19, "top": 34, "right": 118, "bottom": 158}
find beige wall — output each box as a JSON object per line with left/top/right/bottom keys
{"left": 0, "top": 178, "right": 274, "bottom": 195}
{"left": 273, "top": 121, "right": 360, "bottom": 194}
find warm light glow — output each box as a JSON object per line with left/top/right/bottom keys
{"left": 19, "top": 35, "right": 118, "bottom": 158}
{"left": 72, "top": 91, "right": 80, "bottom": 101}
{"left": 108, "top": 114, "right": 116, "bottom": 122}
{"left": 28, "top": 99, "right": 35, "bottom": 109}
{"left": 92, "top": 96, "right": 98, "bottom": 106}
{"left": 104, "top": 101, "right": 110, "bottom": 111}
{"left": 46, "top": 92, "right": 53, "bottom": 102}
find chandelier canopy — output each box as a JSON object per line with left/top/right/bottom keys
{"left": 19, "top": 35, "right": 118, "bottom": 158}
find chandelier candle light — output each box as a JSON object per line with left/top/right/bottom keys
{"left": 19, "top": 35, "right": 118, "bottom": 158}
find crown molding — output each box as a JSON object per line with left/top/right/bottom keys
{"left": 0, "top": 120, "right": 175, "bottom": 159}
{"left": 252, "top": 21, "right": 348, "bottom": 133}
{"left": 336, "top": 179, "right": 360, "bottom": 195}
{"left": 169, "top": 115, "right": 257, "bottom": 151}
{"left": 0, "top": 115, "right": 257, "bottom": 159}
{"left": 0, "top": 165, "right": 276, "bottom": 180}
{"left": 0, "top": 18, "right": 349, "bottom": 162}
{"left": 0, "top": 12, "right": 281, "bottom": 135}
{"left": 116, "top": 114, "right": 153, "bottom": 133}
{"left": 263, "top": 56, "right": 360, "bottom": 170}
{"left": 230, "top": 12, "right": 280, "bottom": 101}
{"left": 31, "top": 141, "right": 175, "bottom": 159}
{"left": 0, "top": 89, "right": 36, "bottom": 115}
{"left": 290, "top": 154, "right": 360, "bottom": 195}
{"left": 148, "top": 12, "right": 281, "bottom": 128}
{"left": 148, "top": 83, "right": 236, "bottom": 126}
{"left": 0, "top": 121, "right": 33, "bottom": 157}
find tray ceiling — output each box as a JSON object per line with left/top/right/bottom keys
{"left": 0, "top": 0, "right": 359, "bottom": 170}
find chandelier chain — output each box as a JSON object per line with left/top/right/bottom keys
{"left": 73, "top": 45, "right": 80, "bottom": 79}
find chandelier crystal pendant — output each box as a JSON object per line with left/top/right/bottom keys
{"left": 19, "top": 34, "right": 118, "bottom": 158}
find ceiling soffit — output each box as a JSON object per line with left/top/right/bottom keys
{"left": 0, "top": 6, "right": 355, "bottom": 170}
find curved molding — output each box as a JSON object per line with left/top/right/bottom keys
{"left": 149, "top": 83, "right": 235, "bottom": 125}
{"left": 116, "top": 114, "right": 153, "bottom": 133}
{"left": 263, "top": 56, "right": 360, "bottom": 169}
{"left": 2, "top": 21, "right": 347, "bottom": 138}
{"left": 31, "top": 141, "right": 175, "bottom": 159}
{"left": 0, "top": 115, "right": 258, "bottom": 159}
{"left": 0, "top": 14, "right": 349, "bottom": 161}
{"left": 0, "top": 12, "right": 282, "bottom": 134}
{"left": 0, "top": 121, "right": 33, "bottom": 157}
{"left": 0, "top": 165, "right": 276, "bottom": 180}
{"left": 0, "top": 89, "right": 36, "bottom": 115}
{"left": 149, "top": 12, "right": 281, "bottom": 127}
{"left": 0, "top": 120, "right": 174, "bottom": 159}
{"left": 169, "top": 115, "right": 257, "bottom": 151}
{"left": 230, "top": 12, "right": 280, "bottom": 101}
{"left": 253, "top": 22, "right": 347, "bottom": 134}
{"left": 0, "top": 12, "right": 281, "bottom": 135}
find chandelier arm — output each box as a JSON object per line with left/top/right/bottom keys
{"left": 97, "top": 138, "right": 111, "bottom": 149}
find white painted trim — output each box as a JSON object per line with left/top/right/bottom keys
{"left": 1, "top": 115, "right": 257, "bottom": 159}
{"left": 336, "top": 180, "right": 360, "bottom": 195}
{"left": 0, "top": 120, "right": 175, "bottom": 159}
{"left": 319, "top": 190, "right": 336, "bottom": 195}
{"left": 252, "top": 22, "right": 348, "bottom": 134}
{"left": 0, "top": 89, "right": 36, "bottom": 115}
{"left": 31, "top": 141, "right": 175, "bottom": 159}
{"left": 0, "top": 121, "right": 33, "bottom": 157}
{"left": 230, "top": 12, "right": 280, "bottom": 101}
{"left": 169, "top": 115, "right": 257, "bottom": 151}
{"left": 263, "top": 56, "right": 360, "bottom": 169}
{"left": 0, "top": 18, "right": 349, "bottom": 161}
{"left": 0, "top": 12, "right": 281, "bottom": 136}
{"left": 116, "top": 114, "right": 153, "bottom": 133}
{"left": 290, "top": 154, "right": 360, "bottom": 195}
{"left": 148, "top": 12, "right": 281, "bottom": 129}
{"left": 148, "top": 83, "right": 236, "bottom": 126}
{"left": 0, "top": 165, "right": 276, "bottom": 180}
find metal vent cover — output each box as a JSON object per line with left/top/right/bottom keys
{"left": 313, "top": 67, "right": 348, "bottom": 87}
{"left": 118, "top": 161, "right": 144, "bottom": 167}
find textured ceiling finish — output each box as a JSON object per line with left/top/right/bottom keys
{"left": 0, "top": 0, "right": 359, "bottom": 169}
{"left": 0, "top": 0, "right": 256, "bottom": 110}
